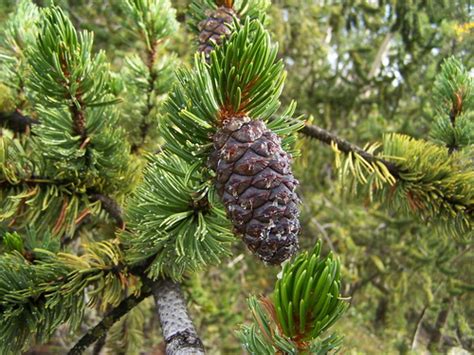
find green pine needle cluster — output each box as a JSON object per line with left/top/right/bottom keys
{"left": 0, "top": 249, "right": 80, "bottom": 353}
{"left": 123, "top": 153, "right": 234, "bottom": 281}
{"left": 430, "top": 57, "right": 473, "bottom": 149}
{"left": 0, "top": 239, "right": 136, "bottom": 354}
{"left": 119, "top": 0, "right": 179, "bottom": 152}
{"left": 337, "top": 133, "right": 473, "bottom": 239}
{"left": 0, "top": 4, "right": 136, "bottom": 236}
{"left": 122, "top": 0, "right": 178, "bottom": 51}
{"left": 0, "top": 130, "right": 101, "bottom": 236}
{"left": 161, "top": 19, "right": 303, "bottom": 166}
{"left": 334, "top": 57, "right": 473, "bottom": 240}
{"left": 382, "top": 133, "right": 473, "bottom": 238}
{"left": 27, "top": 7, "right": 133, "bottom": 190}
{"left": 239, "top": 240, "right": 348, "bottom": 353}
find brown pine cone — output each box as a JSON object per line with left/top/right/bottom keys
{"left": 210, "top": 116, "right": 300, "bottom": 264}
{"left": 197, "top": 6, "right": 236, "bottom": 59}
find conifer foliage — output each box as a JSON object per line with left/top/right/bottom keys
{"left": 0, "top": 2, "right": 133, "bottom": 238}
{"left": 239, "top": 241, "right": 348, "bottom": 353}
{"left": 0, "top": 0, "right": 346, "bottom": 353}
{"left": 119, "top": 0, "right": 179, "bottom": 152}
{"left": 329, "top": 57, "right": 473, "bottom": 239}
{"left": 0, "top": 0, "right": 471, "bottom": 353}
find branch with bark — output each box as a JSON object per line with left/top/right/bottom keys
{"left": 89, "top": 193, "right": 125, "bottom": 229}
{"left": 300, "top": 123, "right": 400, "bottom": 178}
{"left": 67, "top": 276, "right": 204, "bottom": 355}
{"left": 152, "top": 279, "right": 205, "bottom": 355}
{"left": 64, "top": 195, "right": 203, "bottom": 355}
{"left": 67, "top": 286, "right": 153, "bottom": 355}
{"left": 0, "top": 110, "right": 37, "bottom": 134}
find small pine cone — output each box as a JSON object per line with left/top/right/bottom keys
{"left": 210, "top": 116, "right": 300, "bottom": 264}
{"left": 197, "top": 6, "right": 236, "bottom": 59}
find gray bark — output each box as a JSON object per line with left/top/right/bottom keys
{"left": 152, "top": 279, "right": 205, "bottom": 355}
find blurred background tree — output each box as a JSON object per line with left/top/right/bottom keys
{"left": 1, "top": 0, "right": 472, "bottom": 353}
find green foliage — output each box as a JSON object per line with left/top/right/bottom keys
{"left": 336, "top": 134, "right": 474, "bottom": 239}
{"left": 239, "top": 241, "right": 348, "bottom": 353}
{"left": 0, "top": 131, "right": 97, "bottom": 236}
{"left": 0, "top": 4, "right": 137, "bottom": 236}
{"left": 273, "top": 241, "right": 348, "bottom": 341}
{"left": 0, "top": 240, "right": 135, "bottom": 354}
{"left": 0, "top": 0, "right": 39, "bottom": 107}
{"left": 27, "top": 6, "right": 133, "bottom": 191}
{"left": 28, "top": 8, "right": 115, "bottom": 109}
{"left": 122, "top": 0, "right": 179, "bottom": 51}
{"left": 120, "top": 50, "right": 176, "bottom": 151}
{"left": 162, "top": 19, "right": 302, "bottom": 165}
{"left": 1, "top": 229, "right": 60, "bottom": 254}
{"left": 430, "top": 57, "right": 473, "bottom": 149}
{"left": 209, "top": 19, "right": 286, "bottom": 118}
{"left": 119, "top": 0, "right": 180, "bottom": 152}
{"left": 0, "top": 250, "right": 80, "bottom": 353}
{"left": 123, "top": 153, "right": 234, "bottom": 281}
{"left": 381, "top": 134, "right": 473, "bottom": 238}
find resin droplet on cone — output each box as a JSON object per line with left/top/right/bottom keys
{"left": 210, "top": 116, "right": 300, "bottom": 264}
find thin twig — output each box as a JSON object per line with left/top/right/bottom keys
{"left": 0, "top": 110, "right": 37, "bottom": 134}
{"left": 67, "top": 287, "right": 152, "bottom": 355}
{"left": 300, "top": 123, "right": 400, "bottom": 178}
{"left": 411, "top": 305, "right": 429, "bottom": 351}
{"left": 92, "top": 334, "right": 107, "bottom": 355}
{"left": 89, "top": 193, "right": 125, "bottom": 229}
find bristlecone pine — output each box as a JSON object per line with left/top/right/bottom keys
{"left": 210, "top": 116, "right": 300, "bottom": 264}
{"left": 197, "top": 6, "right": 236, "bottom": 59}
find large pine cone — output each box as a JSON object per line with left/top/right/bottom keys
{"left": 197, "top": 6, "right": 236, "bottom": 59}
{"left": 210, "top": 116, "right": 300, "bottom": 264}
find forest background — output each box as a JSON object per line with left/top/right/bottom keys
{"left": 0, "top": 0, "right": 472, "bottom": 353}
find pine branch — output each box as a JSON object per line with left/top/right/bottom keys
{"left": 122, "top": 0, "right": 179, "bottom": 153}
{"left": 300, "top": 123, "right": 400, "bottom": 177}
{"left": 132, "top": 39, "right": 160, "bottom": 153}
{"left": 152, "top": 279, "right": 205, "bottom": 355}
{"left": 301, "top": 123, "right": 473, "bottom": 238}
{"left": 67, "top": 286, "right": 153, "bottom": 355}
{"left": 67, "top": 274, "right": 204, "bottom": 355}
{"left": 0, "top": 169, "right": 124, "bottom": 232}
{"left": 92, "top": 334, "right": 107, "bottom": 355}
{"left": 0, "top": 111, "right": 37, "bottom": 134}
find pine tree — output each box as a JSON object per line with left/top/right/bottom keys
{"left": 0, "top": 0, "right": 472, "bottom": 354}
{"left": 0, "top": 1, "right": 347, "bottom": 353}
